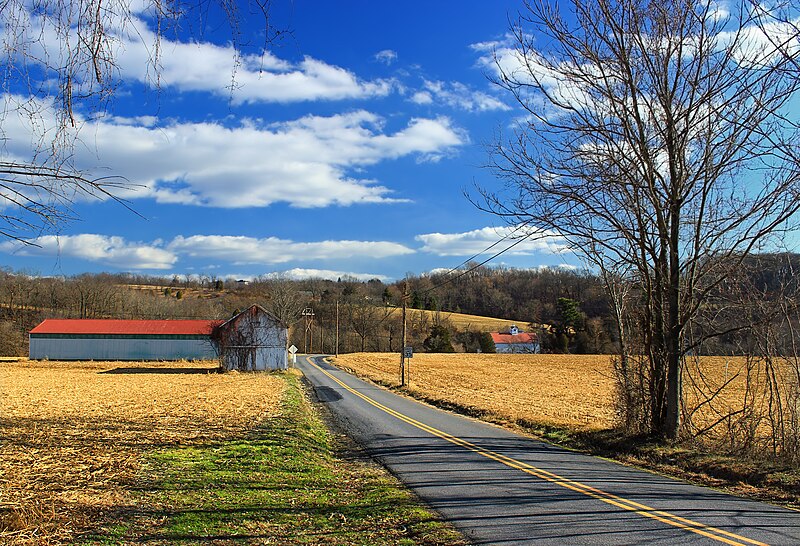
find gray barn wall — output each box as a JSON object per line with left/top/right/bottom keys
{"left": 219, "top": 310, "right": 288, "bottom": 371}
{"left": 251, "top": 313, "right": 288, "bottom": 370}
{"left": 29, "top": 336, "right": 217, "bottom": 361}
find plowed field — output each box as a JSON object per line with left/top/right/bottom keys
{"left": 0, "top": 359, "right": 284, "bottom": 544}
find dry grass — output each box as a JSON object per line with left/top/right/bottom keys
{"left": 416, "top": 309, "right": 533, "bottom": 331}
{"left": 384, "top": 307, "right": 534, "bottom": 332}
{"left": 334, "top": 353, "right": 617, "bottom": 430}
{"left": 0, "top": 359, "right": 285, "bottom": 544}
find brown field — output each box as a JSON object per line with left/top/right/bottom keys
{"left": 0, "top": 359, "right": 285, "bottom": 544}
{"left": 334, "top": 353, "right": 617, "bottom": 430}
{"left": 333, "top": 353, "right": 762, "bottom": 433}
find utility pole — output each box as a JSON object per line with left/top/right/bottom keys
{"left": 302, "top": 307, "right": 314, "bottom": 354}
{"left": 335, "top": 300, "right": 339, "bottom": 358}
{"left": 400, "top": 281, "right": 408, "bottom": 387}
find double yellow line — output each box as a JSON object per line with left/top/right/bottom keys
{"left": 307, "top": 357, "right": 769, "bottom": 546}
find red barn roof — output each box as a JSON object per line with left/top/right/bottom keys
{"left": 30, "top": 319, "right": 223, "bottom": 336}
{"left": 491, "top": 332, "right": 537, "bottom": 345}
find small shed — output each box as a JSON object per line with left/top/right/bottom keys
{"left": 29, "top": 319, "right": 222, "bottom": 361}
{"left": 214, "top": 305, "right": 288, "bottom": 371}
{"left": 491, "top": 325, "right": 540, "bottom": 354}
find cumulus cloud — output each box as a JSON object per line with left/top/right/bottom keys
{"left": 471, "top": 35, "right": 525, "bottom": 80}
{"left": 0, "top": 234, "right": 177, "bottom": 269}
{"left": 5, "top": 8, "right": 394, "bottom": 104}
{"left": 167, "top": 235, "right": 414, "bottom": 265}
{"left": 1, "top": 97, "right": 467, "bottom": 208}
{"left": 471, "top": 35, "right": 587, "bottom": 113}
{"left": 0, "top": 232, "right": 416, "bottom": 270}
{"left": 375, "top": 49, "right": 398, "bottom": 65}
{"left": 416, "top": 226, "right": 568, "bottom": 256}
{"left": 411, "top": 79, "right": 509, "bottom": 112}
{"left": 411, "top": 91, "right": 434, "bottom": 104}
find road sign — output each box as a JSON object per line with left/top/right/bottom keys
{"left": 288, "top": 345, "right": 298, "bottom": 354}
{"left": 403, "top": 346, "right": 413, "bottom": 358}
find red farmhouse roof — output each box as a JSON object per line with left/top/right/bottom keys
{"left": 491, "top": 332, "right": 537, "bottom": 345}
{"left": 30, "top": 319, "right": 223, "bottom": 336}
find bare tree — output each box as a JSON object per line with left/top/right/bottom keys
{"left": 345, "top": 293, "right": 381, "bottom": 352}
{"left": 256, "top": 275, "right": 306, "bottom": 328}
{"left": 0, "top": 0, "right": 276, "bottom": 243}
{"left": 484, "top": 0, "right": 800, "bottom": 439}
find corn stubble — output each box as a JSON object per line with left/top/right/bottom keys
{"left": 0, "top": 360, "right": 284, "bottom": 544}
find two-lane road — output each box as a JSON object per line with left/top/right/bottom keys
{"left": 299, "top": 355, "right": 799, "bottom": 545}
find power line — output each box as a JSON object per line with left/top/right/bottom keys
{"left": 431, "top": 222, "right": 533, "bottom": 280}
{"left": 418, "top": 226, "right": 540, "bottom": 297}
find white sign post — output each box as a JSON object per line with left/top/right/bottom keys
{"left": 288, "top": 344, "right": 298, "bottom": 366}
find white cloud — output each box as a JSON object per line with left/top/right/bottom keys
{"left": 4, "top": 9, "right": 394, "bottom": 104}
{"left": 375, "top": 49, "right": 398, "bottom": 65}
{"left": 472, "top": 35, "right": 592, "bottom": 116}
{"left": 168, "top": 235, "right": 414, "bottom": 265}
{"left": 471, "top": 34, "right": 526, "bottom": 80}
{"left": 0, "top": 232, "right": 416, "bottom": 270}
{"left": 274, "top": 268, "right": 390, "bottom": 282}
{"left": 416, "top": 226, "right": 568, "bottom": 256}
{"left": 411, "top": 91, "right": 434, "bottom": 105}
{"left": 0, "top": 234, "right": 177, "bottom": 269}
{"left": 413, "top": 79, "right": 509, "bottom": 112}
{"left": 1, "top": 96, "right": 466, "bottom": 208}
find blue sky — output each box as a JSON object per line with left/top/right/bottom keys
{"left": 0, "top": 0, "right": 577, "bottom": 281}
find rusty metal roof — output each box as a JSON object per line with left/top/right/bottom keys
{"left": 30, "top": 319, "right": 223, "bottom": 336}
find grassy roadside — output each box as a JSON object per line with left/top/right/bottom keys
{"left": 81, "top": 373, "right": 464, "bottom": 545}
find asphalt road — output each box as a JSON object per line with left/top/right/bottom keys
{"left": 298, "top": 355, "right": 800, "bottom": 546}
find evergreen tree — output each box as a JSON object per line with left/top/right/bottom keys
{"left": 423, "top": 325, "right": 455, "bottom": 353}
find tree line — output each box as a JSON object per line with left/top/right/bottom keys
{"left": 7, "top": 258, "right": 798, "bottom": 359}
{"left": 0, "top": 265, "right": 613, "bottom": 356}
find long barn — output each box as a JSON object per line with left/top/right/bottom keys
{"left": 29, "top": 319, "right": 223, "bottom": 361}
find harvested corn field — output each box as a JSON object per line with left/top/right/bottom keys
{"left": 333, "top": 353, "right": 770, "bottom": 436}
{"left": 334, "top": 353, "right": 617, "bottom": 430}
{"left": 0, "top": 359, "right": 284, "bottom": 544}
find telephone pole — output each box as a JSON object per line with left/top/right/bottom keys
{"left": 302, "top": 307, "right": 314, "bottom": 354}
{"left": 335, "top": 300, "right": 340, "bottom": 357}
{"left": 400, "top": 281, "right": 408, "bottom": 387}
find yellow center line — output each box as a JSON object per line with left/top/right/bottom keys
{"left": 306, "top": 357, "right": 769, "bottom": 546}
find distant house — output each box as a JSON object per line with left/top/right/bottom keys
{"left": 491, "top": 325, "right": 540, "bottom": 354}
{"left": 29, "top": 319, "right": 222, "bottom": 361}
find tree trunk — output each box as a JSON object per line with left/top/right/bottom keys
{"left": 665, "top": 203, "right": 682, "bottom": 439}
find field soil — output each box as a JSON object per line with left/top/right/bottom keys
{"left": 0, "top": 359, "right": 283, "bottom": 543}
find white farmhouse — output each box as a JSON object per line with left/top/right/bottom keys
{"left": 491, "top": 325, "right": 540, "bottom": 354}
